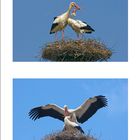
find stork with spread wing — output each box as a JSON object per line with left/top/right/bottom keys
{"left": 29, "top": 95, "right": 107, "bottom": 133}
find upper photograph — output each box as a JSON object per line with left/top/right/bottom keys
{"left": 13, "top": 0, "right": 128, "bottom": 62}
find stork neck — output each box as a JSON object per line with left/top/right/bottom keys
{"left": 67, "top": 5, "right": 73, "bottom": 14}
{"left": 64, "top": 108, "right": 69, "bottom": 116}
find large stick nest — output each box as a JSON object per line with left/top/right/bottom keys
{"left": 41, "top": 39, "right": 112, "bottom": 62}
{"left": 42, "top": 130, "right": 96, "bottom": 140}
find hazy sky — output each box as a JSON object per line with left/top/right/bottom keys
{"left": 13, "top": 0, "right": 128, "bottom": 61}
{"left": 13, "top": 79, "right": 128, "bottom": 140}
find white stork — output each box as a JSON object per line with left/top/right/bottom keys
{"left": 67, "top": 9, "right": 95, "bottom": 39}
{"left": 50, "top": 2, "right": 80, "bottom": 40}
{"left": 64, "top": 116, "right": 84, "bottom": 133}
{"left": 29, "top": 95, "right": 107, "bottom": 132}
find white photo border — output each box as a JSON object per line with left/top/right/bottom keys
{"left": 1, "top": 0, "right": 140, "bottom": 140}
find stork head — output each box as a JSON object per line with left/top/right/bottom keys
{"left": 64, "top": 105, "right": 68, "bottom": 110}
{"left": 64, "top": 105, "right": 69, "bottom": 116}
{"left": 69, "top": 2, "right": 80, "bottom": 11}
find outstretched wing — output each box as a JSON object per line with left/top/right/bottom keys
{"left": 74, "top": 95, "right": 107, "bottom": 123}
{"left": 29, "top": 104, "right": 64, "bottom": 121}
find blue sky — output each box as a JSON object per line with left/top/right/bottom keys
{"left": 13, "top": 79, "right": 128, "bottom": 140}
{"left": 13, "top": 0, "right": 128, "bottom": 61}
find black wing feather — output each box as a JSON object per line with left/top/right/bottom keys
{"left": 84, "top": 31, "right": 92, "bottom": 34}
{"left": 77, "top": 95, "right": 107, "bottom": 123}
{"left": 50, "top": 16, "right": 59, "bottom": 34}
{"left": 75, "top": 126, "right": 85, "bottom": 133}
{"left": 80, "top": 25, "right": 95, "bottom": 32}
{"left": 50, "top": 23, "right": 59, "bottom": 34}
{"left": 54, "top": 17, "right": 57, "bottom": 20}
{"left": 82, "top": 21, "right": 88, "bottom": 25}
{"left": 29, "top": 106, "right": 64, "bottom": 121}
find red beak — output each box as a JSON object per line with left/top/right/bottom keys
{"left": 75, "top": 4, "right": 80, "bottom": 10}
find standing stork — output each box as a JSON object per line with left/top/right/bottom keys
{"left": 67, "top": 9, "right": 95, "bottom": 39}
{"left": 50, "top": 2, "right": 80, "bottom": 40}
{"left": 29, "top": 95, "right": 107, "bottom": 133}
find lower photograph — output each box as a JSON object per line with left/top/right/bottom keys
{"left": 13, "top": 79, "right": 128, "bottom": 140}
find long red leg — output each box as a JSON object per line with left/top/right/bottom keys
{"left": 55, "top": 32, "right": 58, "bottom": 41}
{"left": 77, "top": 33, "right": 80, "bottom": 40}
{"left": 62, "top": 30, "right": 64, "bottom": 40}
{"left": 81, "top": 34, "right": 84, "bottom": 39}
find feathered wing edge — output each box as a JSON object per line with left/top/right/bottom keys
{"left": 28, "top": 104, "right": 64, "bottom": 121}
{"left": 68, "top": 18, "right": 95, "bottom": 33}
{"left": 80, "top": 24, "right": 95, "bottom": 32}
{"left": 74, "top": 95, "right": 107, "bottom": 123}
{"left": 50, "top": 17, "right": 59, "bottom": 34}
{"left": 50, "top": 23, "right": 59, "bottom": 34}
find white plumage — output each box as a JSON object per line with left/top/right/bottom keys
{"left": 68, "top": 18, "right": 95, "bottom": 38}
{"left": 64, "top": 116, "right": 84, "bottom": 133}
{"left": 50, "top": 2, "right": 80, "bottom": 40}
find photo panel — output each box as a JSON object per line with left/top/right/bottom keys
{"left": 13, "top": 79, "right": 128, "bottom": 140}
{"left": 13, "top": 0, "right": 128, "bottom": 62}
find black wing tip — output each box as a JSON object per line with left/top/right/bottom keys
{"left": 50, "top": 31, "right": 54, "bottom": 34}
{"left": 82, "top": 21, "right": 95, "bottom": 31}
{"left": 54, "top": 17, "right": 57, "bottom": 20}
{"left": 75, "top": 126, "right": 85, "bottom": 133}
{"left": 80, "top": 25, "right": 95, "bottom": 32}
{"left": 50, "top": 29, "right": 55, "bottom": 34}
{"left": 83, "top": 21, "right": 88, "bottom": 24}
{"left": 95, "top": 95, "right": 108, "bottom": 107}
{"left": 50, "top": 23, "right": 59, "bottom": 34}
{"left": 85, "top": 31, "right": 94, "bottom": 34}
{"left": 29, "top": 115, "right": 38, "bottom": 121}
{"left": 28, "top": 107, "right": 41, "bottom": 121}
{"left": 91, "top": 28, "right": 95, "bottom": 32}
{"left": 87, "top": 26, "right": 95, "bottom": 32}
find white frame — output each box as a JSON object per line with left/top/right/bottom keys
{"left": 1, "top": 0, "right": 140, "bottom": 140}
